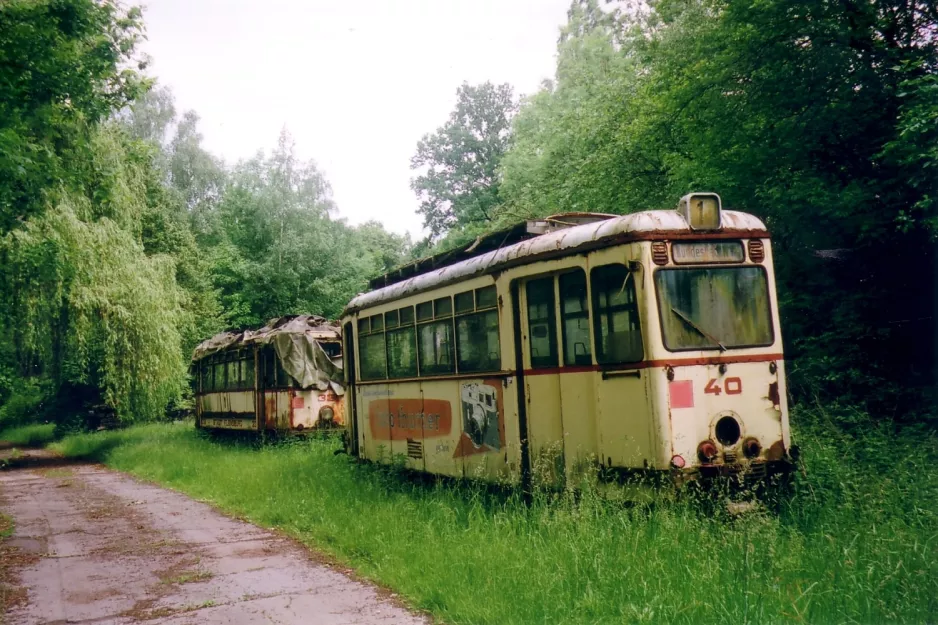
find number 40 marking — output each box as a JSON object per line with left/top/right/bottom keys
{"left": 704, "top": 377, "right": 743, "bottom": 396}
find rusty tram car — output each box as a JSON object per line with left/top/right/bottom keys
{"left": 339, "top": 193, "right": 798, "bottom": 486}
{"left": 192, "top": 315, "right": 345, "bottom": 434}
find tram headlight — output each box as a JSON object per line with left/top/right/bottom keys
{"left": 318, "top": 406, "right": 335, "bottom": 424}
{"left": 698, "top": 440, "right": 719, "bottom": 463}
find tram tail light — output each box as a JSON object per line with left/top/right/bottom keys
{"left": 697, "top": 440, "right": 718, "bottom": 463}
{"left": 670, "top": 454, "right": 686, "bottom": 469}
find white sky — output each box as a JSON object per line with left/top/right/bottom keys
{"left": 139, "top": 0, "right": 572, "bottom": 238}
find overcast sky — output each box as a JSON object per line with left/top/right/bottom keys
{"left": 139, "top": 0, "right": 572, "bottom": 238}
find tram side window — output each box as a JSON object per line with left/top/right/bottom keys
{"left": 527, "top": 277, "right": 558, "bottom": 368}
{"left": 455, "top": 285, "right": 501, "bottom": 373}
{"left": 262, "top": 348, "right": 277, "bottom": 388}
{"left": 200, "top": 361, "right": 211, "bottom": 393}
{"left": 276, "top": 355, "right": 294, "bottom": 388}
{"left": 244, "top": 352, "right": 255, "bottom": 389}
{"left": 227, "top": 359, "right": 240, "bottom": 390}
{"left": 359, "top": 314, "right": 388, "bottom": 380}
{"left": 591, "top": 264, "right": 643, "bottom": 364}
{"left": 560, "top": 270, "right": 592, "bottom": 366}
{"left": 418, "top": 297, "right": 455, "bottom": 375}
{"left": 387, "top": 306, "right": 418, "bottom": 378}
{"left": 213, "top": 361, "right": 225, "bottom": 392}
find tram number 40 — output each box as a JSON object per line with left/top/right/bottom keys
{"left": 704, "top": 377, "right": 743, "bottom": 396}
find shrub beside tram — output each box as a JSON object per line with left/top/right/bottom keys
{"left": 340, "top": 193, "right": 798, "bottom": 486}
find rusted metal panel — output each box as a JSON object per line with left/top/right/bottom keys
{"left": 264, "top": 393, "right": 278, "bottom": 430}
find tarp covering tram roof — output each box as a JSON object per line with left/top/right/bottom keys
{"left": 192, "top": 315, "right": 344, "bottom": 395}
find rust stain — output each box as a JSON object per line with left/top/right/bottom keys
{"left": 768, "top": 381, "right": 780, "bottom": 406}
{"left": 331, "top": 398, "right": 345, "bottom": 427}
{"left": 264, "top": 394, "right": 277, "bottom": 429}
{"left": 766, "top": 440, "right": 785, "bottom": 461}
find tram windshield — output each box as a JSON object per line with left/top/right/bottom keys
{"left": 655, "top": 266, "right": 773, "bottom": 351}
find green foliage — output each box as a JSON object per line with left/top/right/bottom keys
{"left": 0, "top": 2, "right": 196, "bottom": 426}
{"left": 2, "top": 177, "right": 187, "bottom": 422}
{"left": 0, "top": 0, "right": 404, "bottom": 426}
{"left": 206, "top": 130, "right": 409, "bottom": 326}
{"left": 411, "top": 82, "right": 517, "bottom": 242}
{"left": 0, "top": 0, "right": 147, "bottom": 232}
{"left": 51, "top": 416, "right": 938, "bottom": 624}
{"left": 0, "top": 379, "right": 49, "bottom": 429}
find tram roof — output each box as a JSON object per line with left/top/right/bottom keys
{"left": 192, "top": 314, "right": 340, "bottom": 362}
{"left": 345, "top": 209, "right": 768, "bottom": 315}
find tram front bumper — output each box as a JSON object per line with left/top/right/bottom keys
{"left": 672, "top": 457, "right": 796, "bottom": 486}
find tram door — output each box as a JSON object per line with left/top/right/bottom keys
{"left": 516, "top": 275, "right": 566, "bottom": 486}
{"left": 590, "top": 262, "right": 656, "bottom": 470}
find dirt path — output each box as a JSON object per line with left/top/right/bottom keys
{"left": 0, "top": 448, "right": 429, "bottom": 625}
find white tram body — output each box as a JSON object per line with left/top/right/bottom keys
{"left": 340, "top": 194, "right": 796, "bottom": 485}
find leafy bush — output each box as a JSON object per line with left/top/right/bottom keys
{"left": 0, "top": 378, "right": 50, "bottom": 429}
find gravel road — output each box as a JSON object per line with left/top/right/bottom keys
{"left": 0, "top": 447, "right": 428, "bottom": 625}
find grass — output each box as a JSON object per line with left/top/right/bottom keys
{"left": 45, "top": 412, "right": 938, "bottom": 624}
{"left": 0, "top": 423, "right": 56, "bottom": 447}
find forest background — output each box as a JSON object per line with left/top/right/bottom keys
{"left": 0, "top": 0, "right": 936, "bottom": 431}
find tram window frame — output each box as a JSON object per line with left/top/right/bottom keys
{"left": 227, "top": 357, "right": 240, "bottom": 391}
{"left": 591, "top": 264, "right": 644, "bottom": 365}
{"left": 416, "top": 302, "right": 433, "bottom": 322}
{"left": 213, "top": 360, "right": 225, "bottom": 392}
{"left": 387, "top": 306, "right": 418, "bottom": 378}
{"left": 275, "top": 354, "right": 294, "bottom": 388}
{"left": 454, "top": 291, "right": 474, "bottom": 314}
{"left": 559, "top": 270, "right": 592, "bottom": 366}
{"left": 262, "top": 347, "right": 277, "bottom": 388}
{"left": 654, "top": 265, "right": 774, "bottom": 351}
{"left": 526, "top": 277, "right": 559, "bottom": 369}
{"left": 418, "top": 296, "right": 455, "bottom": 376}
{"left": 455, "top": 285, "right": 501, "bottom": 373}
{"left": 358, "top": 314, "right": 388, "bottom": 381}
{"left": 200, "top": 360, "right": 211, "bottom": 393}
{"left": 244, "top": 351, "right": 256, "bottom": 389}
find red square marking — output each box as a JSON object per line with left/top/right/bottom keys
{"left": 292, "top": 396, "right": 305, "bottom": 409}
{"left": 669, "top": 380, "right": 694, "bottom": 409}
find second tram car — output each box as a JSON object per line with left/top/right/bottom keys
{"left": 340, "top": 193, "right": 797, "bottom": 486}
{"left": 192, "top": 315, "right": 345, "bottom": 434}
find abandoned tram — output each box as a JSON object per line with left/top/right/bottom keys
{"left": 192, "top": 315, "right": 345, "bottom": 434}
{"left": 340, "top": 193, "right": 798, "bottom": 486}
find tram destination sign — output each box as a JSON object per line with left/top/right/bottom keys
{"left": 671, "top": 241, "right": 744, "bottom": 264}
